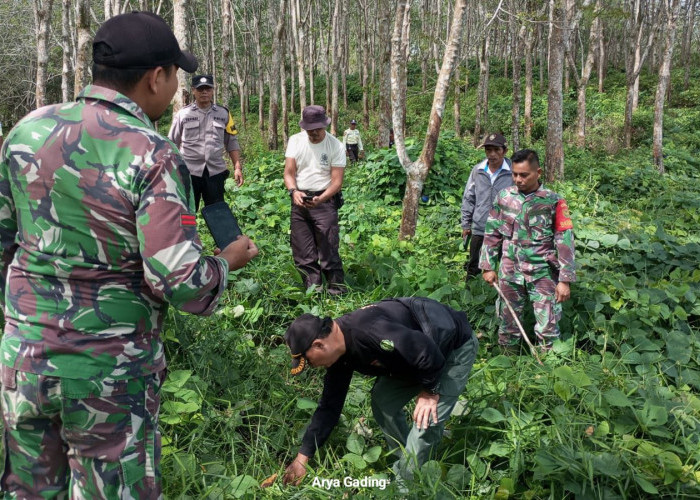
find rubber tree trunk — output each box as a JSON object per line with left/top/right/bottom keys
{"left": 653, "top": 0, "right": 681, "bottom": 174}
{"left": 545, "top": 0, "right": 565, "bottom": 183}
{"left": 393, "top": 0, "right": 468, "bottom": 240}
{"left": 32, "top": 0, "right": 54, "bottom": 109}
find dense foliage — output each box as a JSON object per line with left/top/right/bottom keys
{"left": 157, "top": 70, "right": 700, "bottom": 499}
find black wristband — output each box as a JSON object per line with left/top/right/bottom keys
{"left": 288, "top": 188, "right": 297, "bottom": 196}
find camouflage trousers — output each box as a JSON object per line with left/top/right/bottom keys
{"left": 497, "top": 276, "right": 561, "bottom": 347}
{"left": 1, "top": 365, "right": 164, "bottom": 499}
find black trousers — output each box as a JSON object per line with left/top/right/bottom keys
{"left": 465, "top": 234, "right": 485, "bottom": 279}
{"left": 290, "top": 197, "right": 344, "bottom": 288}
{"left": 346, "top": 144, "right": 359, "bottom": 162}
{"left": 191, "top": 169, "right": 228, "bottom": 211}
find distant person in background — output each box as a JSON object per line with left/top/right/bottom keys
{"left": 284, "top": 105, "right": 347, "bottom": 295}
{"left": 0, "top": 12, "right": 257, "bottom": 498}
{"left": 480, "top": 148, "right": 575, "bottom": 352}
{"left": 460, "top": 133, "right": 513, "bottom": 282}
{"left": 281, "top": 297, "right": 478, "bottom": 485}
{"left": 343, "top": 119, "right": 364, "bottom": 162}
{"left": 169, "top": 74, "right": 243, "bottom": 211}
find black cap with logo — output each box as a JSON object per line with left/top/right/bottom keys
{"left": 192, "top": 75, "right": 214, "bottom": 88}
{"left": 477, "top": 133, "right": 508, "bottom": 150}
{"left": 93, "top": 11, "right": 198, "bottom": 73}
{"left": 284, "top": 314, "right": 332, "bottom": 375}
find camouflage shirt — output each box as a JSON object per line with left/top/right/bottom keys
{"left": 0, "top": 85, "right": 229, "bottom": 380}
{"left": 479, "top": 185, "right": 576, "bottom": 284}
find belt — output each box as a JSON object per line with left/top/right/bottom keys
{"left": 302, "top": 190, "right": 325, "bottom": 196}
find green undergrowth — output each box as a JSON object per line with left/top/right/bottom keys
{"left": 160, "top": 116, "right": 699, "bottom": 498}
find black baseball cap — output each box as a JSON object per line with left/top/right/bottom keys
{"left": 284, "top": 314, "right": 332, "bottom": 375}
{"left": 350, "top": 119, "right": 357, "bottom": 125}
{"left": 192, "top": 75, "right": 214, "bottom": 88}
{"left": 478, "top": 133, "right": 508, "bottom": 149}
{"left": 93, "top": 11, "right": 198, "bottom": 72}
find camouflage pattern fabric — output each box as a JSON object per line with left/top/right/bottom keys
{"left": 479, "top": 185, "right": 575, "bottom": 346}
{"left": 0, "top": 85, "right": 228, "bottom": 380}
{"left": 479, "top": 184, "right": 576, "bottom": 284}
{"left": 1, "top": 365, "right": 164, "bottom": 499}
{"left": 497, "top": 277, "right": 561, "bottom": 346}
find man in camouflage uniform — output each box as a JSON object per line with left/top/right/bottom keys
{"left": 169, "top": 74, "right": 243, "bottom": 211}
{"left": 0, "top": 12, "right": 257, "bottom": 498}
{"left": 479, "top": 149, "right": 575, "bottom": 350}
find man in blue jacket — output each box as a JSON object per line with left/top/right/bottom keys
{"left": 281, "top": 297, "right": 478, "bottom": 485}
{"left": 460, "top": 133, "right": 514, "bottom": 281}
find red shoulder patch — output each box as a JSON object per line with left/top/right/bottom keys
{"left": 555, "top": 199, "right": 573, "bottom": 231}
{"left": 180, "top": 214, "right": 197, "bottom": 227}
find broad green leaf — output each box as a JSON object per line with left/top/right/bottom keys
{"left": 346, "top": 433, "right": 365, "bottom": 455}
{"left": 296, "top": 398, "right": 318, "bottom": 411}
{"left": 420, "top": 460, "right": 442, "bottom": 484}
{"left": 636, "top": 403, "right": 668, "bottom": 428}
{"left": 362, "top": 446, "right": 382, "bottom": 463}
{"left": 603, "top": 388, "right": 633, "bottom": 407}
{"left": 553, "top": 365, "right": 592, "bottom": 387}
{"left": 599, "top": 234, "right": 619, "bottom": 247}
{"left": 228, "top": 474, "right": 258, "bottom": 498}
{"left": 483, "top": 441, "right": 510, "bottom": 457}
{"left": 634, "top": 476, "right": 659, "bottom": 494}
{"left": 445, "top": 464, "right": 470, "bottom": 489}
{"left": 163, "top": 370, "right": 192, "bottom": 391}
{"left": 666, "top": 330, "right": 691, "bottom": 364}
{"left": 553, "top": 380, "right": 572, "bottom": 402}
{"left": 480, "top": 407, "right": 506, "bottom": 423}
{"left": 342, "top": 452, "right": 367, "bottom": 469}
{"left": 659, "top": 452, "right": 683, "bottom": 484}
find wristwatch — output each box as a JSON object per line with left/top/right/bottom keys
{"left": 288, "top": 188, "right": 297, "bottom": 196}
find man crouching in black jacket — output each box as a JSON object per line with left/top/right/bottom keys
{"left": 282, "top": 297, "right": 479, "bottom": 485}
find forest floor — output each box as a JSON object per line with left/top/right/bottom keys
{"left": 160, "top": 68, "right": 700, "bottom": 499}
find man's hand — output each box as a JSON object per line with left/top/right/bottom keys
{"left": 482, "top": 270, "right": 497, "bottom": 284}
{"left": 413, "top": 391, "right": 440, "bottom": 430}
{"left": 462, "top": 228, "right": 471, "bottom": 239}
{"left": 233, "top": 163, "right": 244, "bottom": 187}
{"left": 217, "top": 235, "right": 258, "bottom": 270}
{"left": 555, "top": 282, "right": 571, "bottom": 303}
{"left": 283, "top": 453, "right": 309, "bottom": 486}
{"left": 291, "top": 190, "right": 307, "bottom": 207}
{"left": 303, "top": 195, "right": 323, "bottom": 209}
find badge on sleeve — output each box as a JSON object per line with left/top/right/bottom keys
{"left": 225, "top": 113, "right": 238, "bottom": 135}
{"left": 555, "top": 199, "right": 574, "bottom": 231}
{"left": 180, "top": 214, "right": 197, "bottom": 227}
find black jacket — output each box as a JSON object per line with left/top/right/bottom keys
{"left": 299, "top": 297, "right": 472, "bottom": 457}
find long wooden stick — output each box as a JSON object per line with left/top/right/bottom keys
{"left": 491, "top": 282, "right": 543, "bottom": 365}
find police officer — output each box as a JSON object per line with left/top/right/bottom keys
{"left": 342, "top": 119, "right": 364, "bottom": 162}
{"left": 281, "top": 297, "right": 478, "bottom": 485}
{"left": 169, "top": 75, "right": 243, "bottom": 210}
{"left": 480, "top": 149, "right": 576, "bottom": 351}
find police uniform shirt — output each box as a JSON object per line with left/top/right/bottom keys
{"left": 168, "top": 103, "right": 240, "bottom": 177}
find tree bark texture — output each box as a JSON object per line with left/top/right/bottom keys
{"left": 396, "top": 0, "right": 467, "bottom": 240}
{"left": 33, "top": 0, "right": 54, "bottom": 109}
{"left": 653, "top": 0, "right": 682, "bottom": 174}
{"left": 73, "top": 0, "right": 90, "bottom": 98}
{"left": 545, "top": 0, "right": 565, "bottom": 183}
{"left": 61, "top": 0, "right": 73, "bottom": 103}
